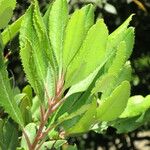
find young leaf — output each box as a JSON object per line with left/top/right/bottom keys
{"left": 97, "top": 81, "right": 130, "bottom": 121}
{"left": 0, "top": 0, "right": 16, "bottom": 29}
{"left": 65, "top": 19, "right": 108, "bottom": 87}
{"left": 49, "top": 0, "right": 68, "bottom": 75}
{"left": 63, "top": 4, "right": 94, "bottom": 69}
{"left": 19, "top": 94, "right": 32, "bottom": 125}
{"left": 0, "top": 52, "right": 24, "bottom": 126}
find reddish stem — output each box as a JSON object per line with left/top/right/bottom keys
{"left": 27, "top": 77, "right": 65, "bottom": 150}
{"left": 30, "top": 96, "right": 65, "bottom": 149}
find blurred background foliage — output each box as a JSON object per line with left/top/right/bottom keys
{"left": 3, "top": 0, "right": 150, "bottom": 149}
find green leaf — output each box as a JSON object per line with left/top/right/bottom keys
{"left": 63, "top": 4, "right": 94, "bottom": 69}
{"left": 66, "top": 53, "right": 112, "bottom": 97}
{"left": 102, "top": 62, "right": 132, "bottom": 99}
{"left": 16, "top": 148, "right": 25, "bottom": 150}
{"left": 108, "top": 41, "right": 126, "bottom": 76}
{"left": 21, "top": 123, "right": 36, "bottom": 150}
{"left": 19, "top": 94, "right": 32, "bottom": 125}
{"left": 0, "top": 34, "right": 3, "bottom": 50}
{"left": 43, "top": 4, "right": 52, "bottom": 28}
{"left": 67, "top": 97, "right": 97, "bottom": 134}
{"left": 40, "top": 140, "right": 66, "bottom": 150}
{"left": 1, "top": 15, "right": 23, "bottom": 46}
{"left": 0, "top": 52, "right": 24, "bottom": 126}
{"left": 65, "top": 19, "right": 108, "bottom": 87}
{"left": 123, "top": 27, "right": 135, "bottom": 59}
{"left": 22, "top": 85, "right": 33, "bottom": 101}
{"left": 111, "top": 109, "right": 150, "bottom": 133}
{"left": 49, "top": 0, "right": 68, "bottom": 75}
{"left": 66, "top": 67, "right": 99, "bottom": 97}
{"left": 120, "top": 95, "right": 150, "bottom": 118}
{"left": 97, "top": 81, "right": 130, "bottom": 121}
{"left": 92, "top": 74, "right": 116, "bottom": 95}
{"left": 109, "top": 14, "right": 134, "bottom": 39}
{"left": 92, "top": 41, "right": 127, "bottom": 95}
{"left": 57, "top": 103, "right": 91, "bottom": 125}
{"left": 0, "top": 121, "right": 18, "bottom": 150}
{"left": 107, "top": 16, "right": 134, "bottom": 57}
{"left": 53, "top": 93, "right": 81, "bottom": 121}
{"left": 0, "top": 0, "right": 16, "bottom": 29}
{"left": 31, "top": 96, "right": 40, "bottom": 121}
{"left": 20, "top": 4, "right": 55, "bottom": 101}
{"left": 63, "top": 144, "right": 78, "bottom": 150}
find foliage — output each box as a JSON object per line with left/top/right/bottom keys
{"left": 0, "top": 0, "right": 149, "bottom": 149}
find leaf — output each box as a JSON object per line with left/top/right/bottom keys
{"left": 63, "top": 4, "right": 94, "bottom": 69}
{"left": 66, "top": 53, "right": 112, "bottom": 97}
{"left": 92, "top": 41, "right": 127, "bottom": 94}
{"left": 106, "top": 15, "right": 134, "bottom": 57}
{"left": 57, "top": 103, "right": 91, "bottom": 125}
{"left": 103, "top": 62, "right": 132, "bottom": 99}
{"left": 109, "top": 14, "right": 134, "bottom": 39}
{"left": 16, "top": 148, "right": 25, "bottom": 150}
{"left": 0, "top": 0, "right": 16, "bottom": 29}
{"left": 123, "top": 27, "right": 135, "bottom": 59}
{"left": 120, "top": 95, "right": 150, "bottom": 118}
{"left": 0, "top": 34, "right": 3, "bottom": 50}
{"left": 63, "top": 144, "right": 78, "bottom": 150}
{"left": 22, "top": 85, "right": 33, "bottom": 101}
{"left": 92, "top": 74, "right": 116, "bottom": 95}
{"left": 19, "top": 93, "right": 32, "bottom": 125}
{"left": 67, "top": 97, "right": 97, "bottom": 134}
{"left": 0, "top": 121, "right": 18, "bottom": 150}
{"left": 66, "top": 66, "right": 99, "bottom": 97}
{"left": 57, "top": 93, "right": 95, "bottom": 131}
{"left": 43, "top": 4, "right": 52, "bottom": 28}
{"left": 40, "top": 140, "right": 66, "bottom": 150}
{"left": 31, "top": 96, "right": 40, "bottom": 121}
{"left": 65, "top": 19, "right": 108, "bottom": 87}
{"left": 111, "top": 109, "right": 150, "bottom": 133}
{"left": 19, "top": 3, "right": 55, "bottom": 101}
{"left": 0, "top": 52, "right": 24, "bottom": 126}
{"left": 1, "top": 15, "right": 23, "bottom": 46}
{"left": 108, "top": 41, "right": 127, "bottom": 75}
{"left": 97, "top": 81, "right": 130, "bottom": 121}
{"left": 54, "top": 93, "right": 81, "bottom": 121}
{"left": 49, "top": 0, "right": 68, "bottom": 75}
{"left": 21, "top": 123, "right": 37, "bottom": 150}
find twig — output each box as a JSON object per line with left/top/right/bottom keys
{"left": 40, "top": 105, "right": 45, "bottom": 122}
